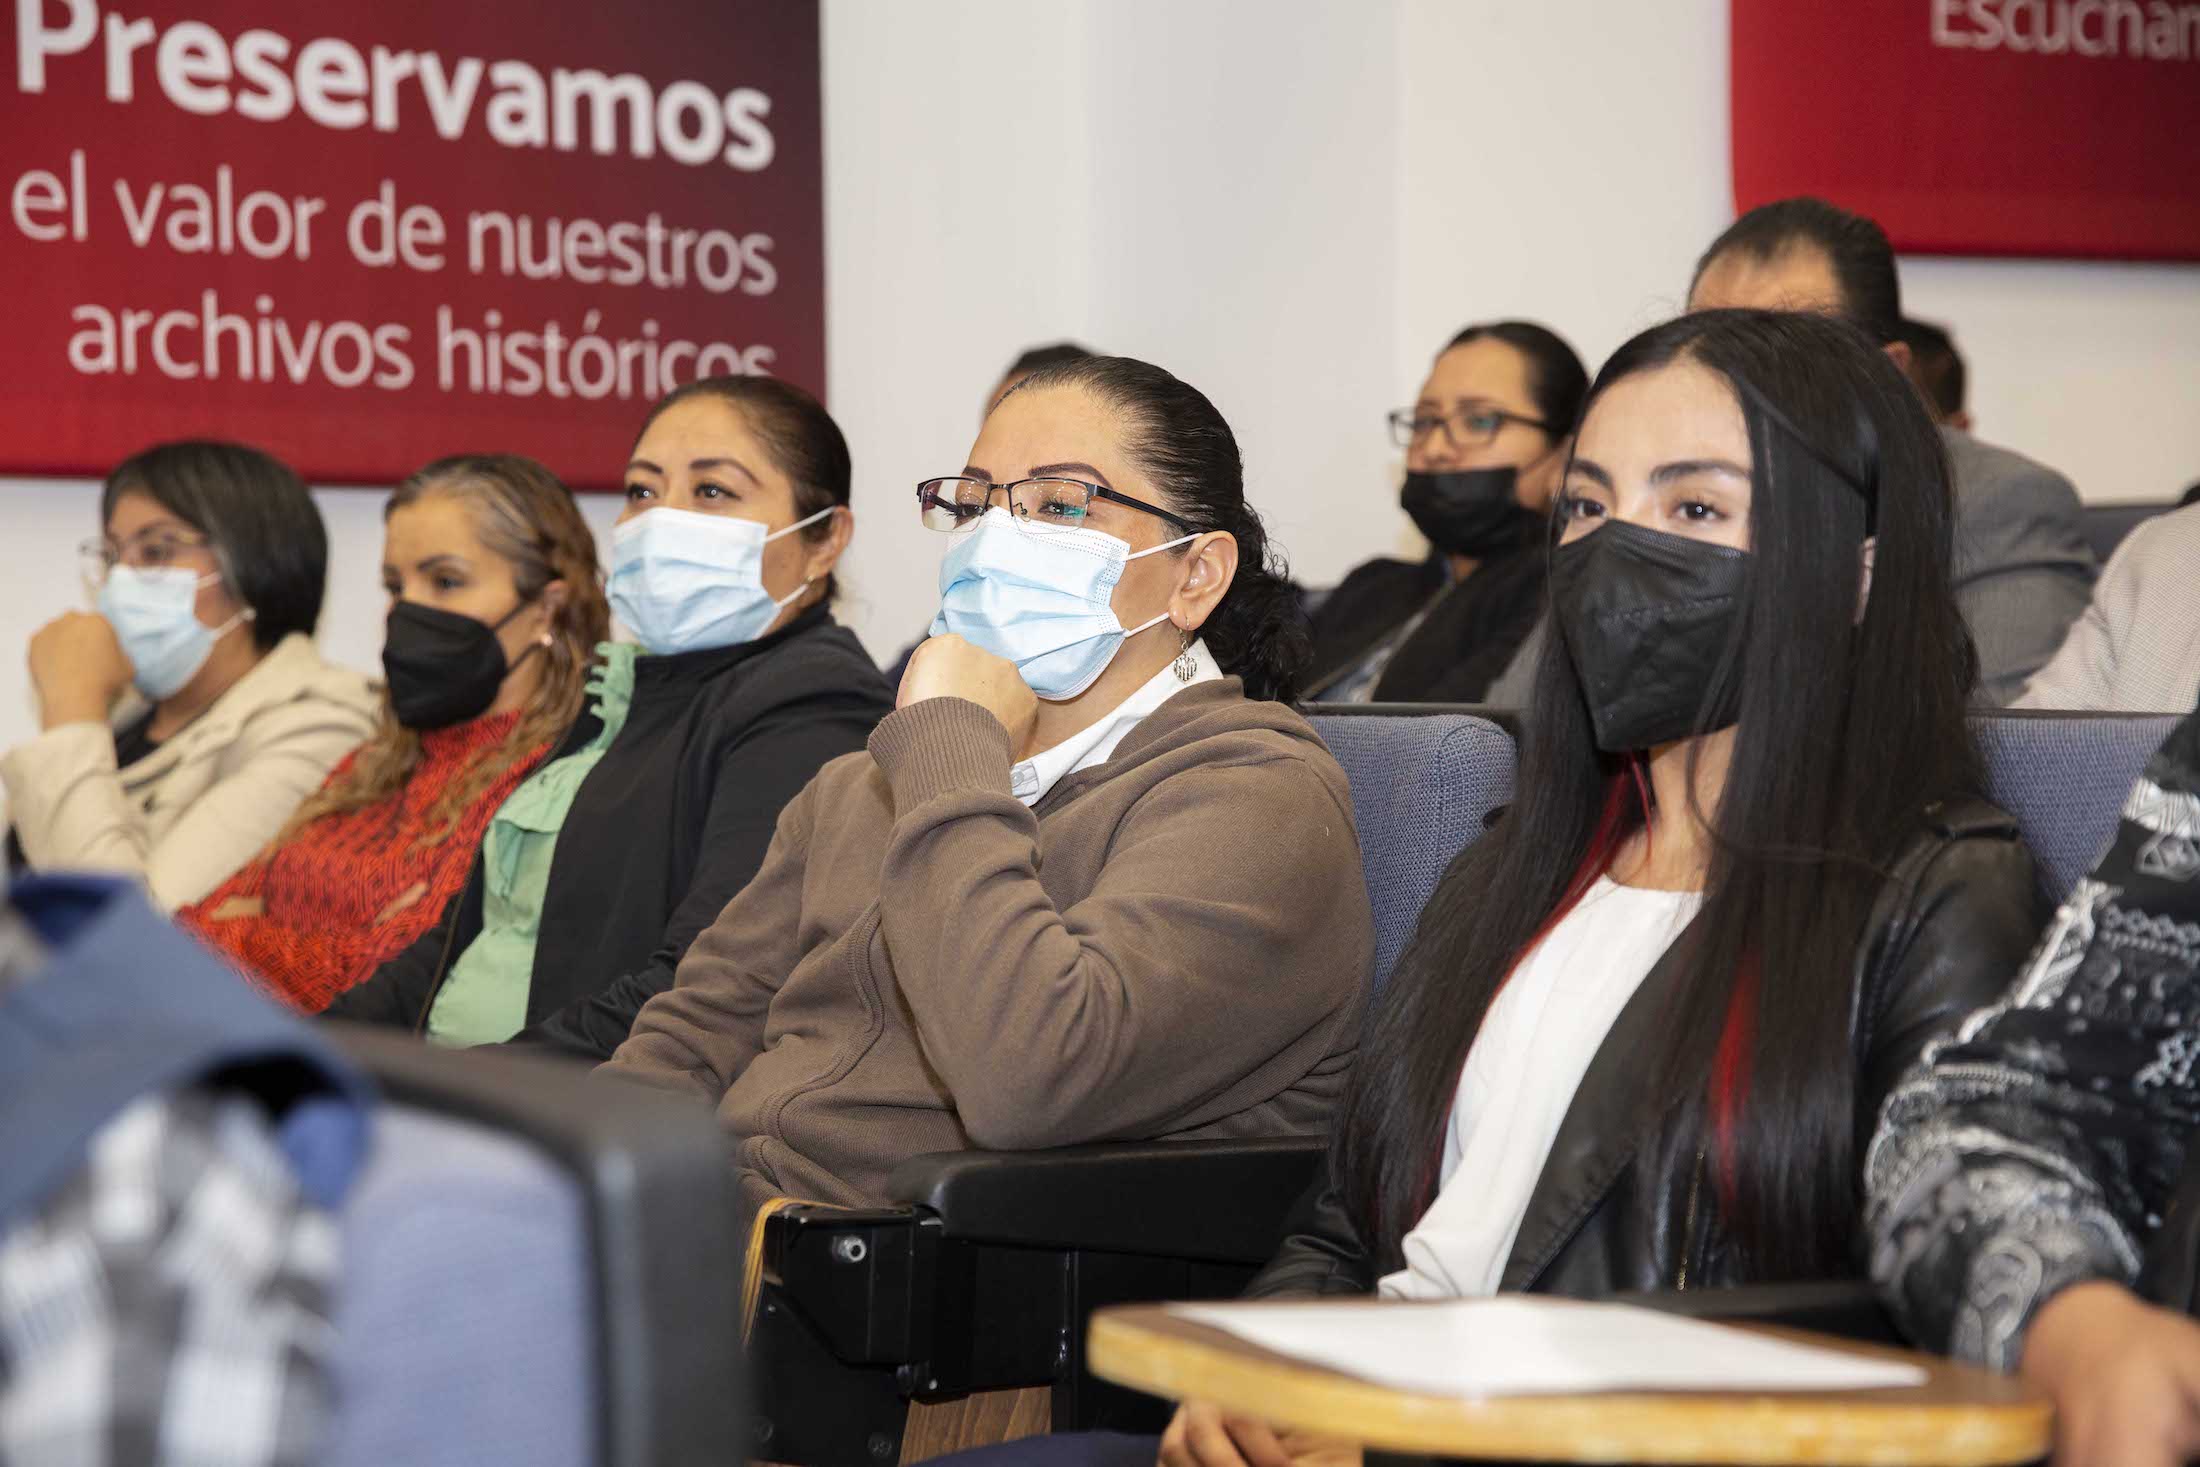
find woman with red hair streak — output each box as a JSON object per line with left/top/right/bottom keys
{"left": 1152, "top": 309, "right": 2042, "bottom": 1467}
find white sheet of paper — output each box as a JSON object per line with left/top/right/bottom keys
{"left": 1168, "top": 1297, "right": 1928, "bottom": 1399}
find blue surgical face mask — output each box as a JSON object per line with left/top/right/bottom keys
{"left": 97, "top": 565, "right": 250, "bottom": 700}
{"left": 608, "top": 505, "right": 835, "bottom": 656}
{"left": 929, "top": 507, "right": 1196, "bottom": 701}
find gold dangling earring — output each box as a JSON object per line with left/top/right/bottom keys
{"left": 1173, "top": 626, "right": 1197, "bottom": 684}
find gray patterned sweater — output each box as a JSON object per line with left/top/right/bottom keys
{"left": 1868, "top": 702, "right": 2200, "bottom": 1367}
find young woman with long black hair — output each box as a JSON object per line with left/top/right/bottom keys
{"left": 1141, "top": 309, "right": 2047, "bottom": 1467}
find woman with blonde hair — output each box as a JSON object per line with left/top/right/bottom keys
{"left": 181, "top": 454, "right": 608, "bottom": 1013}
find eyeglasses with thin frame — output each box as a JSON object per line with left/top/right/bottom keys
{"left": 916, "top": 476, "right": 1195, "bottom": 537}
{"left": 78, "top": 529, "right": 217, "bottom": 589}
{"left": 1387, "top": 404, "right": 1550, "bottom": 451}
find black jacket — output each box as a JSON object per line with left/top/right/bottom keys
{"left": 325, "top": 607, "right": 893, "bottom": 1058}
{"left": 1245, "top": 795, "right": 2045, "bottom": 1301}
{"left": 1303, "top": 546, "right": 1544, "bottom": 703}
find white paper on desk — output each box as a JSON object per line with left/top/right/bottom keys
{"left": 1168, "top": 1297, "right": 1927, "bottom": 1399}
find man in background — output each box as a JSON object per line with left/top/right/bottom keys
{"left": 1689, "top": 197, "right": 2097, "bottom": 705}
{"left": 1895, "top": 317, "right": 1974, "bottom": 433}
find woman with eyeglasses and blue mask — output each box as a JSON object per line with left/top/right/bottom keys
{"left": 602, "top": 355, "right": 1373, "bottom": 1240}
{"left": 1302, "top": 321, "right": 1587, "bottom": 705}
{"left": 325, "top": 376, "right": 893, "bottom": 1057}
{"left": 3, "top": 441, "right": 376, "bottom": 910}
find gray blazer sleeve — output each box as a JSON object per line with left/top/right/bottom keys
{"left": 1943, "top": 429, "right": 2098, "bottom": 706}
{"left": 1481, "top": 617, "right": 1545, "bottom": 709}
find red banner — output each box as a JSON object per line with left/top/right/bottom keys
{"left": 1732, "top": 0, "right": 2200, "bottom": 261}
{"left": 2, "top": 0, "right": 822, "bottom": 488}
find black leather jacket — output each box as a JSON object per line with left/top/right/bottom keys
{"left": 1245, "top": 795, "right": 2047, "bottom": 1301}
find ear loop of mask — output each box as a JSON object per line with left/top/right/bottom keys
{"left": 759, "top": 504, "right": 840, "bottom": 609}
{"left": 1731, "top": 376, "right": 1879, "bottom": 534}
{"left": 762, "top": 505, "right": 838, "bottom": 544}
{"left": 178, "top": 568, "right": 255, "bottom": 641}
{"left": 1118, "top": 531, "right": 1202, "bottom": 637}
{"left": 1731, "top": 377, "right": 1883, "bottom": 631}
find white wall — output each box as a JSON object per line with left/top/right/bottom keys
{"left": 1394, "top": 0, "right": 2200, "bottom": 511}
{"left": 5, "top": 0, "right": 2198, "bottom": 764}
{"left": 820, "top": 0, "right": 1405, "bottom": 653}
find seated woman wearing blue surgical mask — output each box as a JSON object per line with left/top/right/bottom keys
{"left": 3, "top": 441, "right": 376, "bottom": 910}
{"left": 327, "top": 377, "right": 894, "bottom": 1057}
{"left": 601, "top": 355, "right": 1373, "bottom": 1239}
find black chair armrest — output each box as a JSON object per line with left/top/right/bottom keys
{"left": 1612, "top": 1279, "right": 1902, "bottom": 1346}
{"left": 885, "top": 1136, "right": 1327, "bottom": 1263}
{"left": 325, "top": 1024, "right": 746, "bottom": 1467}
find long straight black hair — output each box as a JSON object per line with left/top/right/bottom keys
{"left": 1335, "top": 308, "right": 1983, "bottom": 1281}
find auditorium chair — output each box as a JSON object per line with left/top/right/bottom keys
{"left": 2079, "top": 498, "right": 2177, "bottom": 564}
{"left": 321, "top": 1025, "right": 747, "bottom": 1467}
{"left": 747, "top": 708, "right": 1518, "bottom": 1466}
{"left": 753, "top": 706, "right": 2181, "bottom": 1461}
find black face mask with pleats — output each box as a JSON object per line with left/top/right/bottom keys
{"left": 1400, "top": 468, "right": 1541, "bottom": 557}
{"left": 380, "top": 600, "right": 528, "bottom": 731}
{"left": 1549, "top": 520, "right": 1750, "bottom": 753}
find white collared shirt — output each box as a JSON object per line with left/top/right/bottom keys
{"left": 1378, "top": 875, "right": 1704, "bottom": 1300}
{"left": 1011, "top": 639, "right": 1223, "bottom": 806}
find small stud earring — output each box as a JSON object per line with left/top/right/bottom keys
{"left": 1173, "top": 626, "right": 1197, "bottom": 684}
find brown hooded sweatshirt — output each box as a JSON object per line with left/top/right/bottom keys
{"left": 603, "top": 681, "right": 1374, "bottom": 1224}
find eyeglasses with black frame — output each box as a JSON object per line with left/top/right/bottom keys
{"left": 916, "top": 476, "right": 1196, "bottom": 537}
{"left": 1387, "top": 404, "right": 1550, "bottom": 451}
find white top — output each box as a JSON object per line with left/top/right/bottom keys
{"left": 1379, "top": 875, "right": 1704, "bottom": 1301}
{"left": 1011, "top": 638, "right": 1223, "bottom": 806}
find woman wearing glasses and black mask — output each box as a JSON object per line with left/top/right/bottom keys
{"left": 1119, "top": 311, "right": 2048, "bottom": 1467}
{"left": 603, "top": 355, "right": 1372, "bottom": 1240}
{"left": 4, "top": 441, "right": 376, "bottom": 910}
{"left": 1302, "top": 321, "right": 1586, "bottom": 704}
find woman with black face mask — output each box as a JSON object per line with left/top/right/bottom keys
{"left": 180, "top": 455, "right": 609, "bottom": 1014}
{"left": 1117, "top": 310, "right": 2050, "bottom": 1467}
{"left": 1301, "top": 320, "right": 1586, "bottom": 704}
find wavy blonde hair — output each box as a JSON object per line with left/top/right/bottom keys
{"left": 285, "top": 454, "right": 609, "bottom": 847}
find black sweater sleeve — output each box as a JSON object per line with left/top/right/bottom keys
{"left": 511, "top": 693, "right": 884, "bottom": 1061}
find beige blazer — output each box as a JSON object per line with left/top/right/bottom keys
{"left": 3, "top": 633, "right": 378, "bottom": 910}
{"left": 2018, "top": 504, "right": 2200, "bottom": 714}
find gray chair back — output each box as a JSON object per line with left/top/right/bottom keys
{"left": 329, "top": 1107, "right": 595, "bottom": 1467}
{"left": 1977, "top": 711, "right": 2181, "bottom": 904}
{"left": 2080, "top": 500, "right": 2174, "bottom": 563}
{"left": 326, "top": 1028, "right": 746, "bottom": 1467}
{"left": 1309, "top": 712, "right": 1516, "bottom": 992}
